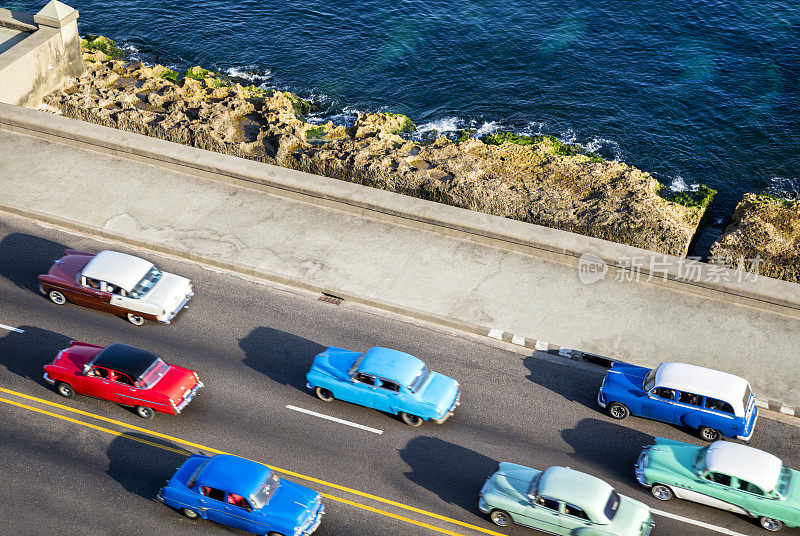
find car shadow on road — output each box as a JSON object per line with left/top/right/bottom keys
{"left": 106, "top": 432, "right": 193, "bottom": 500}
{"left": 0, "top": 326, "right": 72, "bottom": 384}
{"left": 523, "top": 353, "right": 602, "bottom": 407}
{"left": 399, "top": 435, "right": 497, "bottom": 513}
{"left": 239, "top": 326, "right": 326, "bottom": 390}
{"left": 0, "top": 232, "right": 67, "bottom": 294}
{"left": 561, "top": 418, "right": 653, "bottom": 482}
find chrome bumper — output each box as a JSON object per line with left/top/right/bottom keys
{"left": 478, "top": 478, "right": 491, "bottom": 513}
{"left": 737, "top": 409, "right": 758, "bottom": 441}
{"left": 634, "top": 447, "right": 650, "bottom": 486}
{"left": 43, "top": 372, "right": 55, "bottom": 384}
{"left": 434, "top": 389, "right": 461, "bottom": 424}
{"left": 300, "top": 502, "right": 324, "bottom": 535}
{"left": 164, "top": 291, "right": 194, "bottom": 324}
{"left": 597, "top": 389, "right": 607, "bottom": 408}
{"left": 176, "top": 381, "right": 203, "bottom": 413}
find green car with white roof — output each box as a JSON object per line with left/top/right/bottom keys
{"left": 479, "top": 463, "right": 653, "bottom": 535}
{"left": 636, "top": 438, "right": 800, "bottom": 531}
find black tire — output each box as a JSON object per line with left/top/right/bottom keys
{"left": 490, "top": 509, "right": 513, "bottom": 527}
{"left": 651, "top": 483, "right": 674, "bottom": 501}
{"left": 56, "top": 382, "right": 75, "bottom": 398}
{"left": 760, "top": 517, "right": 784, "bottom": 532}
{"left": 699, "top": 426, "right": 721, "bottom": 442}
{"left": 127, "top": 313, "right": 145, "bottom": 326}
{"left": 315, "top": 386, "right": 334, "bottom": 402}
{"left": 181, "top": 507, "right": 199, "bottom": 519}
{"left": 135, "top": 405, "right": 154, "bottom": 419}
{"left": 48, "top": 290, "right": 67, "bottom": 305}
{"left": 608, "top": 402, "right": 630, "bottom": 420}
{"left": 267, "top": 533, "right": 286, "bottom": 536}
{"left": 399, "top": 412, "right": 423, "bottom": 427}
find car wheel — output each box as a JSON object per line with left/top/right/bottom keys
{"left": 399, "top": 412, "right": 423, "bottom": 427}
{"left": 56, "top": 382, "right": 75, "bottom": 398}
{"left": 181, "top": 507, "right": 199, "bottom": 519}
{"left": 315, "top": 387, "right": 334, "bottom": 402}
{"left": 699, "top": 426, "right": 721, "bottom": 442}
{"left": 135, "top": 406, "right": 154, "bottom": 419}
{"left": 490, "top": 509, "right": 513, "bottom": 527}
{"left": 608, "top": 402, "right": 630, "bottom": 420}
{"left": 127, "top": 313, "right": 145, "bottom": 326}
{"left": 651, "top": 484, "right": 674, "bottom": 501}
{"left": 48, "top": 290, "right": 67, "bottom": 305}
{"left": 267, "top": 533, "right": 286, "bottom": 536}
{"left": 760, "top": 517, "right": 784, "bottom": 532}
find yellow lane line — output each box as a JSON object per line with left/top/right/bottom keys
{"left": 0, "top": 386, "right": 504, "bottom": 536}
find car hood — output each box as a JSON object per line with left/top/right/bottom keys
{"left": 604, "top": 363, "right": 649, "bottom": 395}
{"left": 139, "top": 272, "right": 192, "bottom": 312}
{"left": 262, "top": 479, "right": 320, "bottom": 526}
{"left": 153, "top": 365, "right": 198, "bottom": 401}
{"left": 486, "top": 462, "right": 541, "bottom": 501}
{"left": 644, "top": 438, "right": 702, "bottom": 479}
{"left": 419, "top": 372, "right": 459, "bottom": 414}
{"left": 610, "top": 495, "right": 652, "bottom": 535}
{"left": 309, "top": 347, "right": 361, "bottom": 380}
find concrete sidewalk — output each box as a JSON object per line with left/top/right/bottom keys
{"left": 1, "top": 126, "right": 799, "bottom": 408}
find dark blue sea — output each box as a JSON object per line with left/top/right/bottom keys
{"left": 11, "top": 0, "right": 800, "bottom": 252}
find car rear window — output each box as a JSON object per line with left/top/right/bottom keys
{"left": 604, "top": 490, "right": 620, "bottom": 521}
{"left": 409, "top": 366, "right": 430, "bottom": 393}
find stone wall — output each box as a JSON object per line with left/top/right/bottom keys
{"left": 0, "top": 2, "right": 83, "bottom": 107}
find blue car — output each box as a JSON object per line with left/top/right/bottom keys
{"left": 306, "top": 346, "right": 460, "bottom": 426}
{"left": 157, "top": 454, "right": 324, "bottom": 536}
{"left": 597, "top": 362, "right": 758, "bottom": 442}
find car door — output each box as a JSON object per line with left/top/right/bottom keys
{"left": 674, "top": 390, "right": 705, "bottom": 428}
{"left": 68, "top": 276, "right": 106, "bottom": 307}
{"left": 372, "top": 378, "right": 400, "bottom": 413}
{"left": 197, "top": 487, "right": 229, "bottom": 525}
{"left": 107, "top": 370, "right": 147, "bottom": 407}
{"left": 338, "top": 372, "right": 378, "bottom": 408}
{"left": 702, "top": 397, "right": 738, "bottom": 437}
{"left": 215, "top": 494, "right": 267, "bottom": 534}
{"left": 558, "top": 502, "right": 592, "bottom": 535}
{"left": 678, "top": 472, "right": 749, "bottom": 515}
{"left": 641, "top": 386, "right": 676, "bottom": 422}
{"left": 80, "top": 366, "right": 115, "bottom": 399}
{"left": 519, "top": 496, "right": 563, "bottom": 534}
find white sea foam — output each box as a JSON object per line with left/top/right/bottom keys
{"left": 767, "top": 176, "right": 800, "bottom": 201}
{"left": 669, "top": 175, "right": 699, "bottom": 192}
{"left": 561, "top": 128, "right": 577, "bottom": 144}
{"left": 585, "top": 137, "right": 622, "bottom": 160}
{"left": 417, "top": 117, "right": 460, "bottom": 133}
{"left": 225, "top": 65, "right": 272, "bottom": 84}
{"left": 475, "top": 121, "right": 500, "bottom": 136}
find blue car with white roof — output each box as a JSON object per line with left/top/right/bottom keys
{"left": 157, "top": 454, "right": 324, "bottom": 535}
{"left": 306, "top": 346, "right": 460, "bottom": 426}
{"left": 597, "top": 362, "right": 758, "bottom": 442}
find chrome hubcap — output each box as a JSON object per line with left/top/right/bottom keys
{"left": 611, "top": 406, "right": 627, "bottom": 418}
{"left": 703, "top": 429, "right": 718, "bottom": 440}
{"left": 50, "top": 292, "right": 65, "bottom": 304}
{"left": 762, "top": 518, "right": 780, "bottom": 531}
{"left": 492, "top": 512, "right": 508, "bottom": 526}
{"left": 653, "top": 486, "right": 670, "bottom": 500}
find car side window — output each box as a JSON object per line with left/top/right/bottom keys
{"left": 704, "top": 397, "right": 734, "bottom": 414}
{"left": 736, "top": 478, "right": 765, "bottom": 496}
{"left": 88, "top": 367, "right": 108, "bottom": 379}
{"left": 227, "top": 492, "right": 251, "bottom": 510}
{"left": 112, "top": 372, "right": 134, "bottom": 386}
{"left": 201, "top": 486, "right": 226, "bottom": 502}
{"left": 652, "top": 387, "right": 675, "bottom": 400}
{"left": 706, "top": 472, "right": 732, "bottom": 486}
{"left": 354, "top": 373, "right": 374, "bottom": 385}
{"left": 84, "top": 277, "right": 102, "bottom": 290}
{"left": 535, "top": 497, "right": 560, "bottom": 512}
{"left": 102, "top": 282, "right": 125, "bottom": 296}
{"left": 563, "top": 502, "right": 590, "bottom": 521}
{"left": 377, "top": 379, "right": 400, "bottom": 392}
{"left": 678, "top": 391, "right": 703, "bottom": 406}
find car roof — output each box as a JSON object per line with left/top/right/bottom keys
{"left": 197, "top": 455, "right": 271, "bottom": 496}
{"left": 81, "top": 250, "right": 154, "bottom": 292}
{"left": 705, "top": 441, "right": 782, "bottom": 493}
{"left": 538, "top": 466, "right": 614, "bottom": 523}
{"left": 91, "top": 343, "right": 160, "bottom": 380}
{"left": 655, "top": 362, "right": 750, "bottom": 415}
{"left": 357, "top": 347, "right": 425, "bottom": 387}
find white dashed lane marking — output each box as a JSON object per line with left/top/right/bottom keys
{"left": 0, "top": 324, "right": 24, "bottom": 333}
{"left": 652, "top": 508, "right": 750, "bottom": 536}
{"left": 286, "top": 405, "right": 384, "bottom": 435}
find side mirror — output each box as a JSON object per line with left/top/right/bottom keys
{"left": 83, "top": 364, "right": 91, "bottom": 375}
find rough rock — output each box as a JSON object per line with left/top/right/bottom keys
{"left": 709, "top": 193, "right": 800, "bottom": 283}
{"left": 41, "top": 47, "right": 712, "bottom": 257}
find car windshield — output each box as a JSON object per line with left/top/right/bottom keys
{"left": 643, "top": 368, "right": 657, "bottom": 392}
{"left": 249, "top": 472, "right": 280, "bottom": 509}
{"left": 776, "top": 466, "right": 792, "bottom": 499}
{"left": 409, "top": 366, "right": 430, "bottom": 393}
{"left": 137, "top": 358, "right": 170, "bottom": 388}
{"left": 527, "top": 473, "right": 541, "bottom": 496}
{"left": 130, "top": 266, "right": 162, "bottom": 298}
{"left": 604, "top": 490, "right": 621, "bottom": 521}
{"left": 349, "top": 353, "right": 365, "bottom": 376}
{"left": 692, "top": 449, "right": 707, "bottom": 474}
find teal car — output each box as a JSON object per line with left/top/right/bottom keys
{"left": 636, "top": 438, "right": 800, "bottom": 531}
{"left": 479, "top": 464, "right": 653, "bottom": 535}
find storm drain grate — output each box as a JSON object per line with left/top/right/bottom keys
{"left": 318, "top": 293, "right": 344, "bottom": 305}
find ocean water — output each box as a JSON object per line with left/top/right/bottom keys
{"left": 9, "top": 0, "right": 800, "bottom": 253}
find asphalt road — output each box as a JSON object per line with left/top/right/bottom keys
{"left": 0, "top": 210, "right": 798, "bottom": 536}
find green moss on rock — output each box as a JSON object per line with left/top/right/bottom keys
{"left": 81, "top": 34, "right": 124, "bottom": 60}
{"left": 455, "top": 129, "right": 476, "bottom": 143}
{"left": 153, "top": 66, "right": 180, "bottom": 84}
{"left": 480, "top": 132, "right": 580, "bottom": 156}
{"left": 667, "top": 184, "right": 717, "bottom": 209}
{"left": 286, "top": 94, "right": 313, "bottom": 120}
{"left": 386, "top": 113, "right": 416, "bottom": 134}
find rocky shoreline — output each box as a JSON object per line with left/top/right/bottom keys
{"left": 42, "top": 37, "right": 717, "bottom": 257}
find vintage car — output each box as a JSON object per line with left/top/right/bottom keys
{"left": 636, "top": 438, "right": 800, "bottom": 531}
{"left": 597, "top": 362, "right": 758, "bottom": 441}
{"left": 158, "top": 454, "right": 324, "bottom": 536}
{"left": 44, "top": 341, "right": 202, "bottom": 419}
{"left": 38, "top": 249, "right": 194, "bottom": 325}
{"left": 305, "top": 346, "right": 460, "bottom": 426}
{"left": 479, "top": 463, "right": 653, "bottom": 535}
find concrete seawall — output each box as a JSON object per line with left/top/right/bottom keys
{"left": 1, "top": 103, "right": 799, "bottom": 409}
